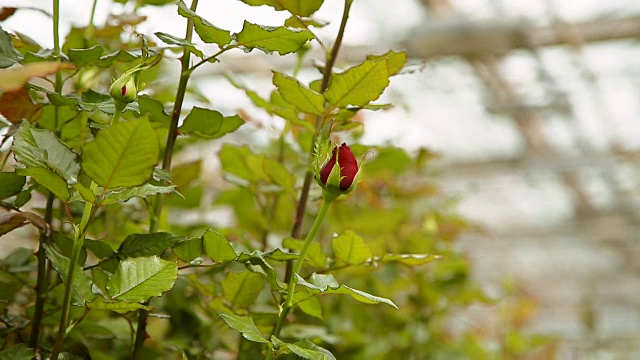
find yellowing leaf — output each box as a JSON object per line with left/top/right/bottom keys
{"left": 0, "top": 62, "right": 74, "bottom": 92}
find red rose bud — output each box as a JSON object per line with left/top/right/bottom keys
{"left": 319, "top": 143, "right": 359, "bottom": 193}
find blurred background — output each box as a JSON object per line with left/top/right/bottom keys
{"left": 4, "top": 0, "right": 640, "bottom": 357}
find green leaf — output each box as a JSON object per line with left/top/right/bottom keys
{"left": 234, "top": 21, "right": 314, "bottom": 55}
{"left": 67, "top": 45, "right": 104, "bottom": 67}
{"left": 219, "top": 313, "right": 269, "bottom": 344}
{"left": 107, "top": 256, "right": 177, "bottom": 303}
{"left": 176, "top": 1, "right": 232, "bottom": 47}
{"left": 16, "top": 168, "right": 70, "bottom": 200}
{"left": 0, "top": 27, "right": 22, "bottom": 68}
{"left": 203, "top": 230, "right": 237, "bottom": 262}
{"left": 118, "top": 232, "right": 184, "bottom": 258}
{"left": 283, "top": 238, "right": 327, "bottom": 268}
{"left": 238, "top": 0, "right": 323, "bottom": 17}
{"left": 95, "top": 49, "right": 139, "bottom": 67}
{"left": 84, "top": 239, "right": 115, "bottom": 259}
{"left": 332, "top": 230, "right": 372, "bottom": 265}
{"left": 235, "top": 251, "right": 284, "bottom": 290}
{"left": 294, "top": 292, "right": 323, "bottom": 319}
{"left": 155, "top": 32, "right": 203, "bottom": 58}
{"left": 103, "top": 183, "right": 175, "bottom": 204}
{"left": 179, "top": 107, "right": 245, "bottom": 139}
{"left": 366, "top": 50, "right": 407, "bottom": 76}
{"left": 0, "top": 343, "right": 34, "bottom": 360}
{"left": 172, "top": 237, "right": 204, "bottom": 262}
{"left": 44, "top": 243, "right": 96, "bottom": 305}
{"left": 324, "top": 60, "right": 390, "bottom": 108}
{"left": 87, "top": 298, "right": 152, "bottom": 313}
{"left": 81, "top": 119, "right": 159, "bottom": 189}
{"left": 0, "top": 172, "right": 26, "bottom": 200}
{"left": 219, "top": 144, "right": 296, "bottom": 195}
{"left": 295, "top": 273, "right": 397, "bottom": 309}
{"left": 284, "top": 16, "right": 328, "bottom": 29}
{"left": 273, "top": 71, "right": 324, "bottom": 115}
{"left": 221, "top": 271, "right": 264, "bottom": 308}
{"left": 12, "top": 121, "right": 80, "bottom": 184}
{"left": 272, "top": 337, "right": 336, "bottom": 360}
{"left": 138, "top": 95, "right": 171, "bottom": 127}
{"left": 379, "top": 254, "right": 439, "bottom": 266}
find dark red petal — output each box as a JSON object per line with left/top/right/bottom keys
{"left": 121, "top": 85, "right": 127, "bottom": 97}
{"left": 319, "top": 146, "right": 338, "bottom": 185}
{"left": 337, "top": 143, "right": 358, "bottom": 191}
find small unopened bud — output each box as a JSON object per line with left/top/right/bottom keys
{"left": 109, "top": 74, "right": 137, "bottom": 104}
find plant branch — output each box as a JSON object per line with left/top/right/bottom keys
{"left": 28, "top": 193, "right": 54, "bottom": 350}
{"left": 132, "top": 1, "right": 199, "bottom": 358}
{"left": 285, "top": 0, "right": 353, "bottom": 284}
{"left": 272, "top": 195, "right": 333, "bottom": 340}
{"left": 50, "top": 183, "right": 98, "bottom": 360}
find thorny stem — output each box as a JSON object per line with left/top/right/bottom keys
{"left": 285, "top": 0, "right": 353, "bottom": 283}
{"left": 132, "top": 0, "right": 199, "bottom": 358}
{"left": 50, "top": 183, "right": 98, "bottom": 360}
{"left": 271, "top": 195, "right": 334, "bottom": 344}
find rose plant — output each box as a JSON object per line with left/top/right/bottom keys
{"left": 0, "top": 0, "right": 556, "bottom": 359}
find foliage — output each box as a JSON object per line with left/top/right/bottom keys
{"left": 0, "top": 0, "right": 555, "bottom": 359}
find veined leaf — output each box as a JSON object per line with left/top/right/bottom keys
{"left": 13, "top": 121, "right": 80, "bottom": 184}
{"left": 155, "top": 32, "right": 204, "bottom": 58}
{"left": 176, "top": 1, "right": 231, "bottom": 47}
{"left": 234, "top": 21, "right": 314, "bottom": 55}
{"left": 106, "top": 256, "right": 178, "bottom": 303}
{"left": 203, "top": 230, "right": 237, "bottom": 262}
{"left": 219, "top": 313, "right": 269, "bottom": 344}
{"left": 44, "top": 243, "right": 96, "bottom": 305}
{"left": 118, "top": 232, "right": 184, "bottom": 258}
{"left": 179, "top": 107, "right": 245, "bottom": 139}
{"left": 295, "top": 273, "right": 397, "bottom": 309}
{"left": 332, "top": 230, "right": 372, "bottom": 265}
{"left": 324, "top": 59, "right": 389, "bottom": 108}
{"left": 238, "top": 0, "right": 323, "bottom": 17}
{"left": 221, "top": 271, "right": 264, "bottom": 308}
{"left": 81, "top": 119, "right": 159, "bottom": 189}
{"left": 273, "top": 71, "right": 324, "bottom": 115}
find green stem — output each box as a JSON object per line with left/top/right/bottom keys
{"left": 272, "top": 195, "right": 334, "bottom": 340}
{"left": 85, "top": 0, "right": 99, "bottom": 40}
{"left": 50, "top": 183, "right": 97, "bottom": 360}
{"left": 28, "top": 193, "right": 55, "bottom": 350}
{"left": 132, "top": 1, "right": 199, "bottom": 357}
